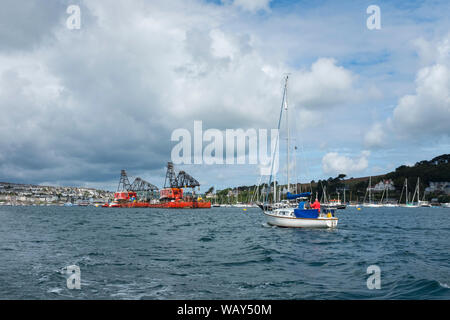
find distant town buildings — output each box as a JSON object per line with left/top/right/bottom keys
{"left": 0, "top": 182, "right": 113, "bottom": 206}
{"left": 371, "top": 179, "right": 396, "bottom": 192}
{"left": 425, "top": 182, "right": 450, "bottom": 195}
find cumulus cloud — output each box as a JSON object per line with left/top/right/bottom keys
{"left": 413, "top": 35, "right": 450, "bottom": 67}
{"left": 289, "top": 58, "right": 357, "bottom": 110}
{"left": 0, "top": 0, "right": 66, "bottom": 52}
{"left": 3, "top": 1, "right": 448, "bottom": 189}
{"left": 364, "top": 35, "right": 450, "bottom": 148}
{"left": 322, "top": 151, "right": 370, "bottom": 176}
{"left": 0, "top": 0, "right": 361, "bottom": 188}
{"left": 229, "top": 0, "right": 272, "bottom": 12}
{"left": 364, "top": 122, "right": 386, "bottom": 148}
{"left": 392, "top": 62, "right": 450, "bottom": 136}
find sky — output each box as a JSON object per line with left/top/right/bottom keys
{"left": 0, "top": 0, "right": 449, "bottom": 191}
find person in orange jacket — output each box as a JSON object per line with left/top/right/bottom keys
{"left": 310, "top": 199, "right": 321, "bottom": 213}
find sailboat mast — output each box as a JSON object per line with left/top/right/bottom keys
{"left": 285, "top": 76, "right": 290, "bottom": 193}
{"left": 264, "top": 75, "right": 288, "bottom": 205}
{"left": 384, "top": 184, "right": 389, "bottom": 203}
{"left": 386, "top": 184, "right": 388, "bottom": 203}
{"left": 417, "top": 177, "right": 420, "bottom": 203}
{"left": 406, "top": 178, "right": 408, "bottom": 204}
{"left": 274, "top": 178, "right": 277, "bottom": 203}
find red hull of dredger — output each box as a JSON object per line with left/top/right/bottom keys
{"left": 105, "top": 189, "right": 211, "bottom": 208}
{"left": 112, "top": 201, "right": 211, "bottom": 209}
{"left": 147, "top": 201, "right": 211, "bottom": 208}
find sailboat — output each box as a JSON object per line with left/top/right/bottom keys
{"left": 399, "top": 178, "right": 418, "bottom": 208}
{"left": 338, "top": 189, "right": 348, "bottom": 209}
{"left": 416, "top": 178, "right": 431, "bottom": 207}
{"left": 381, "top": 181, "right": 398, "bottom": 207}
{"left": 362, "top": 176, "right": 383, "bottom": 207}
{"left": 212, "top": 189, "right": 220, "bottom": 207}
{"left": 258, "top": 76, "right": 338, "bottom": 228}
{"left": 323, "top": 190, "right": 347, "bottom": 210}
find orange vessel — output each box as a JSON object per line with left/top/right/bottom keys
{"left": 147, "top": 187, "right": 211, "bottom": 208}
{"left": 105, "top": 189, "right": 211, "bottom": 208}
{"left": 105, "top": 191, "right": 147, "bottom": 207}
{"left": 103, "top": 165, "right": 211, "bottom": 209}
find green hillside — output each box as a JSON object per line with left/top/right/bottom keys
{"left": 214, "top": 154, "right": 450, "bottom": 204}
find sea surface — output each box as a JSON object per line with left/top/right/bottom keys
{"left": 0, "top": 206, "right": 449, "bottom": 300}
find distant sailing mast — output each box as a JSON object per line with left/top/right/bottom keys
{"left": 406, "top": 178, "right": 408, "bottom": 204}
{"left": 409, "top": 177, "right": 420, "bottom": 207}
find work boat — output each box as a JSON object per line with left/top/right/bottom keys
{"left": 259, "top": 76, "right": 338, "bottom": 229}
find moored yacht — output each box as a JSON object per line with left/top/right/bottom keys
{"left": 263, "top": 193, "right": 338, "bottom": 228}
{"left": 362, "top": 176, "right": 383, "bottom": 207}
{"left": 258, "top": 76, "right": 338, "bottom": 228}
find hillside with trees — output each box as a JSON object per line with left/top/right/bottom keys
{"left": 213, "top": 154, "right": 450, "bottom": 204}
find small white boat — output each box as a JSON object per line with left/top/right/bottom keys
{"left": 362, "top": 203, "right": 383, "bottom": 208}
{"left": 399, "top": 203, "right": 419, "bottom": 207}
{"left": 233, "top": 203, "right": 250, "bottom": 208}
{"left": 400, "top": 203, "right": 419, "bottom": 208}
{"left": 418, "top": 200, "right": 431, "bottom": 207}
{"left": 383, "top": 203, "right": 399, "bottom": 207}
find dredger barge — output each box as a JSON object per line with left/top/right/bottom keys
{"left": 103, "top": 162, "right": 211, "bottom": 209}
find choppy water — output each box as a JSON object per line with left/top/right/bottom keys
{"left": 0, "top": 206, "right": 449, "bottom": 299}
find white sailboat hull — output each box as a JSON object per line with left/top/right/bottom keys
{"left": 362, "top": 203, "right": 383, "bottom": 208}
{"left": 264, "top": 212, "right": 338, "bottom": 228}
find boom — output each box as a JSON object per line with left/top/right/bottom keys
{"left": 163, "top": 162, "right": 200, "bottom": 188}
{"left": 130, "top": 177, "right": 158, "bottom": 192}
